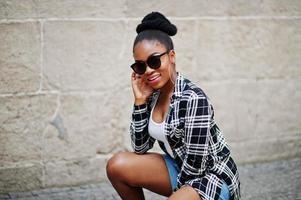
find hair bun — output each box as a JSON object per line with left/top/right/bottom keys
{"left": 136, "top": 12, "right": 177, "bottom": 36}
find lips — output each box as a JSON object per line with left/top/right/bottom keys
{"left": 147, "top": 74, "right": 161, "bottom": 85}
{"left": 147, "top": 75, "right": 160, "bottom": 81}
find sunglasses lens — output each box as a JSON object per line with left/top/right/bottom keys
{"left": 131, "top": 62, "right": 146, "bottom": 75}
{"left": 131, "top": 52, "right": 167, "bottom": 75}
{"left": 147, "top": 55, "right": 161, "bottom": 69}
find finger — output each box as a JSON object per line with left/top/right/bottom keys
{"left": 134, "top": 72, "right": 141, "bottom": 79}
{"left": 131, "top": 72, "right": 136, "bottom": 80}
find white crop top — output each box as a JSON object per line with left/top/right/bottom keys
{"left": 148, "top": 94, "right": 174, "bottom": 158}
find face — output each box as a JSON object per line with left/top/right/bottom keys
{"left": 132, "top": 40, "right": 176, "bottom": 90}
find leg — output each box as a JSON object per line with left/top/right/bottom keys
{"left": 106, "top": 151, "right": 172, "bottom": 200}
{"left": 168, "top": 186, "right": 201, "bottom": 200}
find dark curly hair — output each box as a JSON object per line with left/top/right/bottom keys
{"left": 133, "top": 12, "right": 177, "bottom": 52}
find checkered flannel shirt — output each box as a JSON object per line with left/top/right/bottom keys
{"left": 130, "top": 72, "right": 240, "bottom": 200}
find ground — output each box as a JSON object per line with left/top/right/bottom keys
{"left": 1, "top": 158, "right": 300, "bottom": 200}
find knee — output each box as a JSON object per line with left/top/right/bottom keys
{"left": 106, "top": 151, "right": 130, "bottom": 181}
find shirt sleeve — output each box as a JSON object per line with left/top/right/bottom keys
{"left": 176, "top": 93, "right": 212, "bottom": 188}
{"left": 130, "top": 103, "right": 155, "bottom": 154}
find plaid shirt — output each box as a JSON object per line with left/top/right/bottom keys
{"left": 130, "top": 72, "right": 240, "bottom": 200}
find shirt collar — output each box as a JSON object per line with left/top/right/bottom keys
{"left": 172, "top": 71, "right": 185, "bottom": 100}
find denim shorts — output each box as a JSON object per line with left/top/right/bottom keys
{"left": 163, "top": 154, "right": 230, "bottom": 200}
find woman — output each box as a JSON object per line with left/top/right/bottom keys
{"left": 106, "top": 12, "right": 240, "bottom": 200}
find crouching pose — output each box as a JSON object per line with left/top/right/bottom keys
{"left": 106, "top": 11, "right": 241, "bottom": 200}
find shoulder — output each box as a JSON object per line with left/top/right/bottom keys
{"left": 179, "top": 77, "right": 214, "bottom": 117}
{"left": 181, "top": 77, "right": 210, "bottom": 103}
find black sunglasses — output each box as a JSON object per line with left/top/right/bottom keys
{"left": 130, "top": 51, "right": 169, "bottom": 75}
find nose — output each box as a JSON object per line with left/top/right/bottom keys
{"left": 144, "top": 64, "right": 155, "bottom": 75}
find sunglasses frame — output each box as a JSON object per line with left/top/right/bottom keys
{"left": 130, "top": 50, "right": 170, "bottom": 75}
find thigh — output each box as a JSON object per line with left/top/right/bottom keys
{"left": 168, "top": 186, "right": 200, "bottom": 200}
{"left": 108, "top": 151, "right": 173, "bottom": 196}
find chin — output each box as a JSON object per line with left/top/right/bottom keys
{"left": 151, "top": 81, "right": 166, "bottom": 90}
{"left": 148, "top": 76, "right": 169, "bottom": 90}
{"left": 151, "top": 85, "right": 161, "bottom": 90}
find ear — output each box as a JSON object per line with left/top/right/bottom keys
{"left": 169, "top": 50, "right": 176, "bottom": 64}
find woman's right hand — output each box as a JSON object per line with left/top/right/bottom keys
{"left": 131, "top": 72, "right": 154, "bottom": 105}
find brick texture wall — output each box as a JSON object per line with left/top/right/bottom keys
{"left": 0, "top": 0, "right": 301, "bottom": 192}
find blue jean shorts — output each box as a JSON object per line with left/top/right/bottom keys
{"left": 163, "top": 154, "right": 230, "bottom": 200}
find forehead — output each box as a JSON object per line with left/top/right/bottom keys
{"left": 133, "top": 40, "right": 166, "bottom": 60}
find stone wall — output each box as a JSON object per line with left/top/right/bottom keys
{"left": 0, "top": 0, "right": 300, "bottom": 192}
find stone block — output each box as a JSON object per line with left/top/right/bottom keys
{"left": 43, "top": 93, "right": 124, "bottom": 161}
{"left": 44, "top": 155, "right": 108, "bottom": 187}
{"left": 2, "top": 0, "right": 301, "bottom": 19}
{"left": 195, "top": 79, "right": 301, "bottom": 142}
{"left": 0, "top": 94, "right": 57, "bottom": 162}
{"left": 43, "top": 21, "right": 126, "bottom": 92}
{"left": 231, "top": 133, "right": 301, "bottom": 164}
{"left": 193, "top": 19, "right": 301, "bottom": 81}
{"left": 110, "top": 19, "right": 139, "bottom": 89}
{"left": 0, "top": 162, "right": 43, "bottom": 192}
{"left": 38, "top": 0, "right": 126, "bottom": 18}
{"left": 0, "top": 0, "right": 126, "bottom": 19}
{"left": 0, "top": 0, "right": 39, "bottom": 19}
{"left": 125, "top": 0, "right": 301, "bottom": 17}
{"left": 0, "top": 22, "right": 40, "bottom": 94}
{"left": 172, "top": 20, "right": 198, "bottom": 73}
